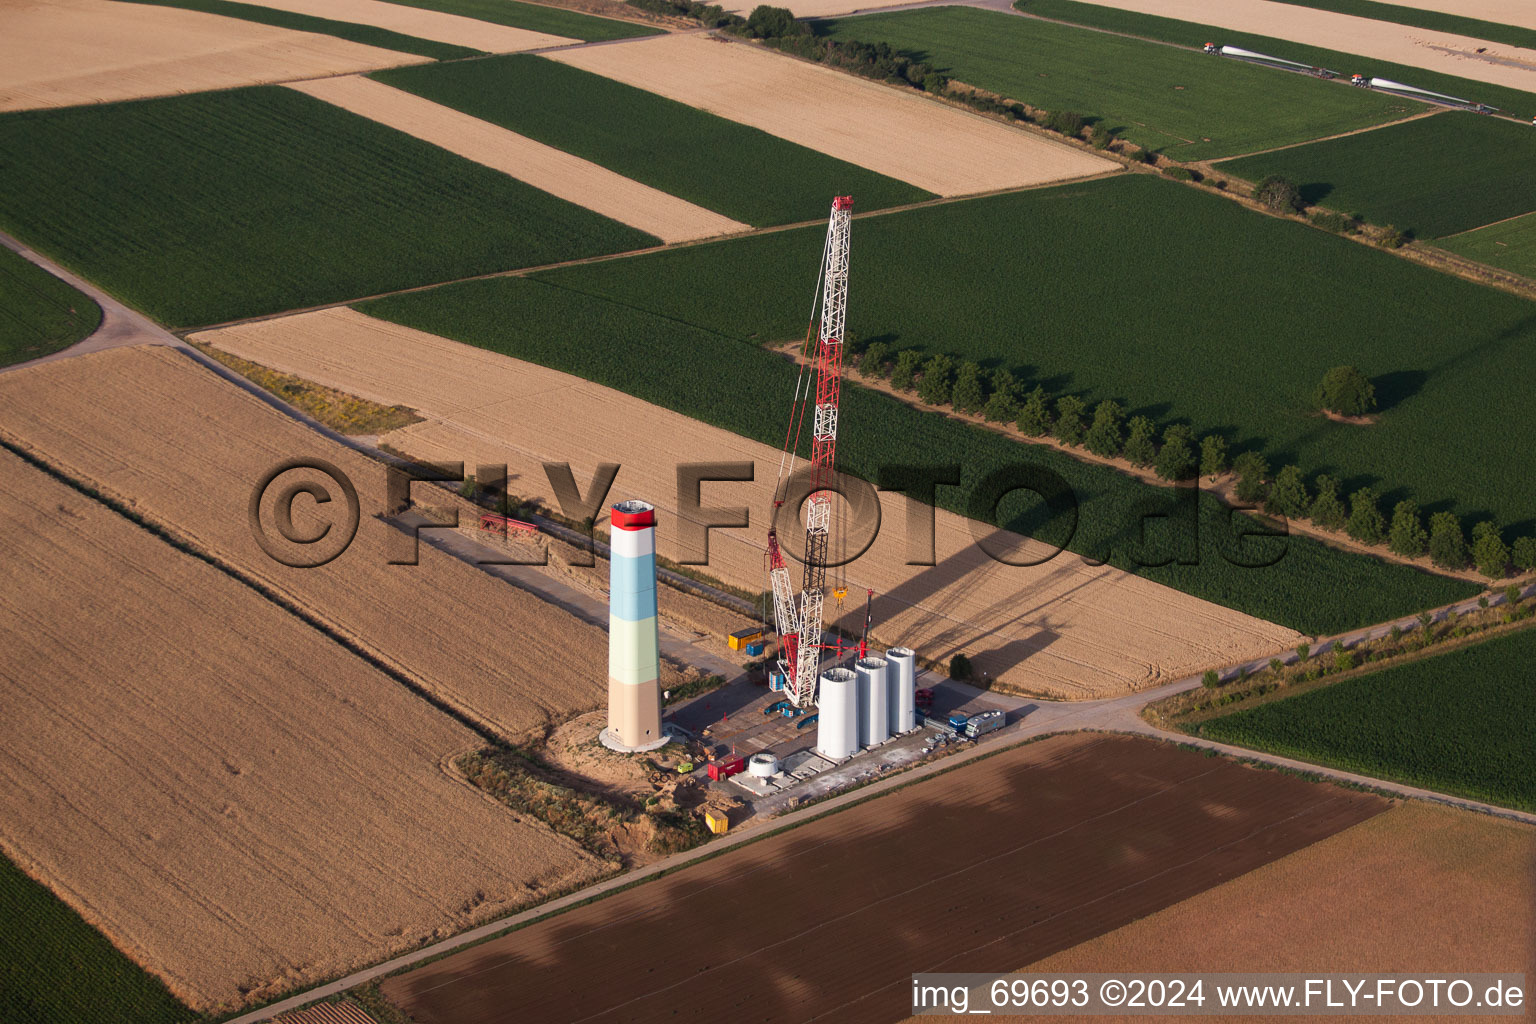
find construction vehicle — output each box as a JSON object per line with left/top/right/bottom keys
{"left": 1202, "top": 41, "right": 1217, "bottom": 54}
{"left": 964, "top": 710, "right": 1005, "bottom": 739}
{"left": 676, "top": 760, "right": 694, "bottom": 774}
{"left": 764, "top": 197, "right": 856, "bottom": 710}
{"left": 1350, "top": 73, "right": 1368, "bottom": 87}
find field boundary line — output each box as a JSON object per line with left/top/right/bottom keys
{"left": 1435, "top": 208, "right": 1536, "bottom": 239}
{"left": 176, "top": 169, "right": 1125, "bottom": 333}
{"left": 0, "top": 418, "right": 510, "bottom": 749}
{"left": 1206, "top": 106, "right": 1441, "bottom": 163}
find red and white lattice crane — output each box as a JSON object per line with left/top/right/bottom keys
{"left": 765, "top": 196, "right": 853, "bottom": 708}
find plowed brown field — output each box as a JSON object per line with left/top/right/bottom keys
{"left": 288, "top": 76, "right": 748, "bottom": 243}
{"left": 381, "top": 732, "right": 1387, "bottom": 1024}
{"left": 0, "top": 345, "right": 607, "bottom": 740}
{"left": 1065, "top": 0, "right": 1536, "bottom": 91}
{"left": 1017, "top": 801, "right": 1535, "bottom": 1024}
{"left": 191, "top": 309, "right": 1304, "bottom": 699}
{"left": 547, "top": 33, "right": 1115, "bottom": 196}
{"left": 0, "top": 0, "right": 414, "bottom": 112}
{"left": 0, "top": 447, "right": 603, "bottom": 1013}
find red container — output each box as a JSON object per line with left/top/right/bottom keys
{"left": 708, "top": 757, "right": 747, "bottom": 780}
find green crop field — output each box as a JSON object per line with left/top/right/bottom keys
{"left": 523, "top": 175, "right": 1536, "bottom": 530}
{"left": 816, "top": 6, "right": 1416, "bottom": 160}
{"left": 0, "top": 87, "right": 657, "bottom": 328}
{"left": 0, "top": 853, "right": 195, "bottom": 1024}
{"left": 1438, "top": 212, "right": 1536, "bottom": 277}
{"left": 1218, "top": 112, "right": 1536, "bottom": 238}
{"left": 359, "top": 273, "right": 1476, "bottom": 636}
{"left": 376, "top": 0, "right": 659, "bottom": 40}
{"left": 1199, "top": 626, "right": 1536, "bottom": 811}
{"left": 0, "top": 247, "right": 101, "bottom": 367}
{"left": 372, "top": 55, "right": 932, "bottom": 226}
{"left": 1270, "top": 0, "right": 1536, "bottom": 53}
{"left": 116, "top": 0, "right": 479, "bottom": 59}
{"left": 1011, "top": 0, "right": 1536, "bottom": 120}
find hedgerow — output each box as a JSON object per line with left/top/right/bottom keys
{"left": 359, "top": 273, "right": 1477, "bottom": 635}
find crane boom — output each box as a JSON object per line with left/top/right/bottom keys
{"left": 766, "top": 196, "right": 852, "bottom": 708}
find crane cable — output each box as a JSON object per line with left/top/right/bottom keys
{"left": 772, "top": 225, "right": 833, "bottom": 510}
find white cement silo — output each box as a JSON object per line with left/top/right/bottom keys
{"left": 815, "top": 667, "right": 859, "bottom": 760}
{"left": 856, "top": 656, "right": 890, "bottom": 746}
{"left": 886, "top": 646, "right": 916, "bottom": 734}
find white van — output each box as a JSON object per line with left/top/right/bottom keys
{"left": 964, "top": 709, "right": 1005, "bottom": 739}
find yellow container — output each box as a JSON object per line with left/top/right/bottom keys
{"left": 704, "top": 809, "right": 729, "bottom": 834}
{"left": 727, "top": 628, "right": 763, "bottom": 651}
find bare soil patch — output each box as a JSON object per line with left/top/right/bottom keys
{"left": 381, "top": 732, "right": 1387, "bottom": 1024}
{"left": 0, "top": 447, "right": 603, "bottom": 1013}
{"left": 548, "top": 33, "right": 1115, "bottom": 196}
{"left": 192, "top": 308, "right": 1304, "bottom": 699}
{"left": 1321, "top": 407, "right": 1378, "bottom": 425}
{"left": 0, "top": 0, "right": 414, "bottom": 112}
{"left": 241, "top": 0, "right": 577, "bottom": 49}
{"left": 1375, "top": 0, "right": 1536, "bottom": 32}
{"left": 1020, "top": 801, "right": 1533, "bottom": 1020}
{"left": 0, "top": 345, "right": 609, "bottom": 740}
{"left": 288, "top": 76, "right": 747, "bottom": 243}
{"left": 1065, "top": 0, "right": 1536, "bottom": 92}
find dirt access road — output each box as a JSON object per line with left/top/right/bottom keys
{"left": 382, "top": 732, "right": 1384, "bottom": 1024}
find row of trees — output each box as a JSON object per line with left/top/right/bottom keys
{"left": 855, "top": 343, "right": 1533, "bottom": 580}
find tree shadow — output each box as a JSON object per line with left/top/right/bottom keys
{"left": 1372, "top": 369, "right": 1426, "bottom": 413}
{"left": 1299, "top": 181, "right": 1335, "bottom": 205}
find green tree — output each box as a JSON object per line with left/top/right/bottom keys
{"left": 1513, "top": 535, "right": 1536, "bottom": 572}
{"left": 1123, "top": 415, "right": 1157, "bottom": 466}
{"left": 1256, "top": 174, "right": 1304, "bottom": 213}
{"left": 1346, "top": 487, "right": 1385, "bottom": 545}
{"left": 982, "top": 383, "right": 1019, "bottom": 423}
{"left": 1092, "top": 122, "right": 1115, "bottom": 150}
{"left": 951, "top": 360, "right": 987, "bottom": 413}
{"left": 1053, "top": 395, "right": 1086, "bottom": 445}
{"left": 1428, "top": 511, "right": 1469, "bottom": 570}
{"left": 989, "top": 368, "right": 1017, "bottom": 403}
{"left": 1265, "top": 464, "right": 1309, "bottom": 518}
{"left": 948, "top": 653, "right": 973, "bottom": 680}
{"left": 1084, "top": 400, "right": 1125, "bottom": 458}
{"left": 1201, "top": 668, "right": 1220, "bottom": 689}
{"left": 1308, "top": 474, "right": 1346, "bottom": 530}
{"left": 1314, "top": 365, "right": 1376, "bottom": 416}
{"left": 1199, "top": 434, "right": 1228, "bottom": 480}
{"left": 1016, "top": 386, "right": 1051, "bottom": 436}
{"left": 1388, "top": 500, "right": 1428, "bottom": 557}
{"left": 1046, "top": 110, "right": 1085, "bottom": 137}
{"left": 859, "top": 340, "right": 889, "bottom": 378}
{"left": 889, "top": 349, "right": 921, "bottom": 390}
{"left": 917, "top": 354, "right": 955, "bottom": 405}
{"left": 1471, "top": 521, "right": 1510, "bottom": 579}
{"left": 744, "top": 5, "right": 804, "bottom": 37}
{"left": 1232, "top": 450, "right": 1269, "bottom": 503}
{"left": 1154, "top": 424, "right": 1195, "bottom": 481}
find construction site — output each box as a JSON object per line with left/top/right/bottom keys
{"left": 2, "top": 0, "right": 1534, "bottom": 1021}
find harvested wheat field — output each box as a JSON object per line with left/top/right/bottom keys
{"left": 192, "top": 309, "right": 1303, "bottom": 699}
{"left": 240, "top": 0, "right": 576, "bottom": 50}
{"left": 0, "top": 446, "right": 604, "bottom": 1013}
{"left": 289, "top": 76, "right": 747, "bottom": 243}
{"left": 0, "top": 345, "right": 608, "bottom": 739}
{"left": 548, "top": 33, "right": 1114, "bottom": 196}
{"left": 1378, "top": 0, "right": 1536, "bottom": 32}
{"left": 1005, "top": 801, "right": 1535, "bottom": 1023}
{"left": 1065, "top": 0, "right": 1536, "bottom": 91}
{"left": 382, "top": 733, "right": 1387, "bottom": 1024}
{"left": 0, "top": 0, "right": 414, "bottom": 112}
